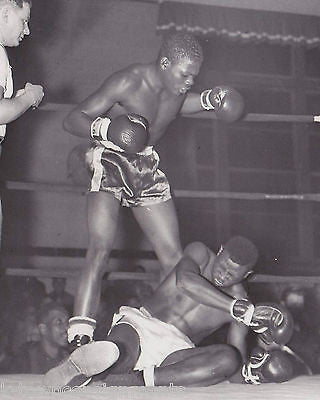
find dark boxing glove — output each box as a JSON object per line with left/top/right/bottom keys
{"left": 91, "top": 113, "right": 149, "bottom": 154}
{"left": 230, "top": 300, "right": 293, "bottom": 346}
{"left": 242, "top": 346, "right": 294, "bottom": 384}
{"left": 200, "top": 85, "right": 245, "bottom": 123}
{"left": 251, "top": 303, "right": 294, "bottom": 346}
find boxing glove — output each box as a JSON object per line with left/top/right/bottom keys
{"left": 200, "top": 86, "right": 244, "bottom": 123}
{"left": 242, "top": 346, "right": 294, "bottom": 384}
{"left": 230, "top": 298, "right": 255, "bottom": 325}
{"left": 230, "top": 300, "right": 293, "bottom": 346}
{"left": 91, "top": 113, "right": 149, "bottom": 154}
{"left": 252, "top": 303, "right": 294, "bottom": 346}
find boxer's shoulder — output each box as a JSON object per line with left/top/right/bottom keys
{"left": 101, "top": 63, "right": 146, "bottom": 93}
{"left": 184, "top": 242, "right": 211, "bottom": 265}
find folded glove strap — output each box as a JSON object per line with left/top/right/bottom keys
{"left": 90, "top": 117, "right": 111, "bottom": 141}
{"left": 230, "top": 299, "right": 255, "bottom": 326}
{"left": 143, "top": 366, "right": 155, "bottom": 387}
{"left": 242, "top": 353, "right": 270, "bottom": 385}
{"left": 200, "top": 89, "right": 214, "bottom": 110}
{"left": 242, "top": 364, "right": 260, "bottom": 385}
{"left": 244, "top": 303, "right": 255, "bottom": 325}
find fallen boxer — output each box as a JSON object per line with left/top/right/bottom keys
{"left": 44, "top": 236, "right": 294, "bottom": 389}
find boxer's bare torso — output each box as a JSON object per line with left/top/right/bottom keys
{"left": 144, "top": 245, "right": 248, "bottom": 343}
{"left": 65, "top": 60, "right": 202, "bottom": 144}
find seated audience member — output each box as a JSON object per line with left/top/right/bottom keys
{"left": 11, "top": 303, "right": 41, "bottom": 355}
{"left": 47, "top": 277, "right": 74, "bottom": 314}
{"left": 10, "top": 302, "right": 69, "bottom": 374}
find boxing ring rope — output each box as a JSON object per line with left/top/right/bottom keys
{"left": 5, "top": 180, "right": 320, "bottom": 202}
{"left": 38, "top": 102, "right": 320, "bottom": 124}
{"left": 5, "top": 267, "right": 320, "bottom": 284}
{"left": 4, "top": 180, "right": 320, "bottom": 284}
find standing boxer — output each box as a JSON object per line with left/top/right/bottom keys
{"left": 0, "top": 0, "right": 44, "bottom": 243}
{"left": 44, "top": 236, "right": 293, "bottom": 388}
{"left": 63, "top": 32, "right": 245, "bottom": 345}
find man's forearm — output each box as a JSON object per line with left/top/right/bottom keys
{"left": 0, "top": 95, "right": 34, "bottom": 124}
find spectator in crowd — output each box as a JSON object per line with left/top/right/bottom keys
{"left": 10, "top": 302, "right": 69, "bottom": 374}
{"left": 47, "top": 277, "right": 74, "bottom": 314}
{"left": 11, "top": 303, "right": 41, "bottom": 354}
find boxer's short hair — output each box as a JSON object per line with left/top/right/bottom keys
{"left": 224, "top": 236, "right": 258, "bottom": 268}
{"left": 160, "top": 32, "right": 203, "bottom": 64}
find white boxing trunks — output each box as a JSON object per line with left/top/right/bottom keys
{"left": 110, "top": 306, "right": 195, "bottom": 385}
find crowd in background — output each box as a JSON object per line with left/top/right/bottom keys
{"left": 0, "top": 269, "right": 319, "bottom": 376}
{"left": 0, "top": 269, "right": 153, "bottom": 375}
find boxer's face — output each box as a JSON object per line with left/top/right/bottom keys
{"left": 212, "top": 248, "right": 251, "bottom": 287}
{"left": 1, "top": 2, "right": 30, "bottom": 47}
{"left": 161, "top": 56, "right": 201, "bottom": 96}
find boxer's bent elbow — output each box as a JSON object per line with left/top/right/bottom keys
{"left": 175, "top": 268, "right": 195, "bottom": 294}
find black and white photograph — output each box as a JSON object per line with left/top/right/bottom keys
{"left": 0, "top": 0, "right": 320, "bottom": 398}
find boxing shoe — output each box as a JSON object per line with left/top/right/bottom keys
{"left": 43, "top": 341, "right": 120, "bottom": 390}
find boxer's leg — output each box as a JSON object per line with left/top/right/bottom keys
{"left": 132, "top": 199, "right": 183, "bottom": 280}
{"left": 155, "top": 344, "right": 241, "bottom": 386}
{"left": 68, "top": 192, "right": 120, "bottom": 345}
{"left": 44, "top": 323, "right": 142, "bottom": 389}
{"left": 104, "top": 323, "right": 141, "bottom": 373}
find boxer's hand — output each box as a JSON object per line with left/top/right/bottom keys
{"left": 91, "top": 113, "right": 150, "bottom": 153}
{"left": 200, "top": 85, "right": 244, "bottom": 123}
{"left": 24, "top": 82, "right": 44, "bottom": 108}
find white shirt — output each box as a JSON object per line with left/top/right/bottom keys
{"left": 0, "top": 44, "right": 13, "bottom": 141}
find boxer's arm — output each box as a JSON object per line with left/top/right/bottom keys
{"left": 63, "top": 71, "right": 137, "bottom": 138}
{"left": 227, "top": 284, "right": 250, "bottom": 360}
{"left": 180, "top": 86, "right": 245, "bottom": 123}
{"left": 176, "top": 252, "right": 234, "bottom": 312}
{"left": 228, "top": 321, "right": 249, "bottom": 361}
{"left": 180, "top": 92, "right": 203, "bottom": 114}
